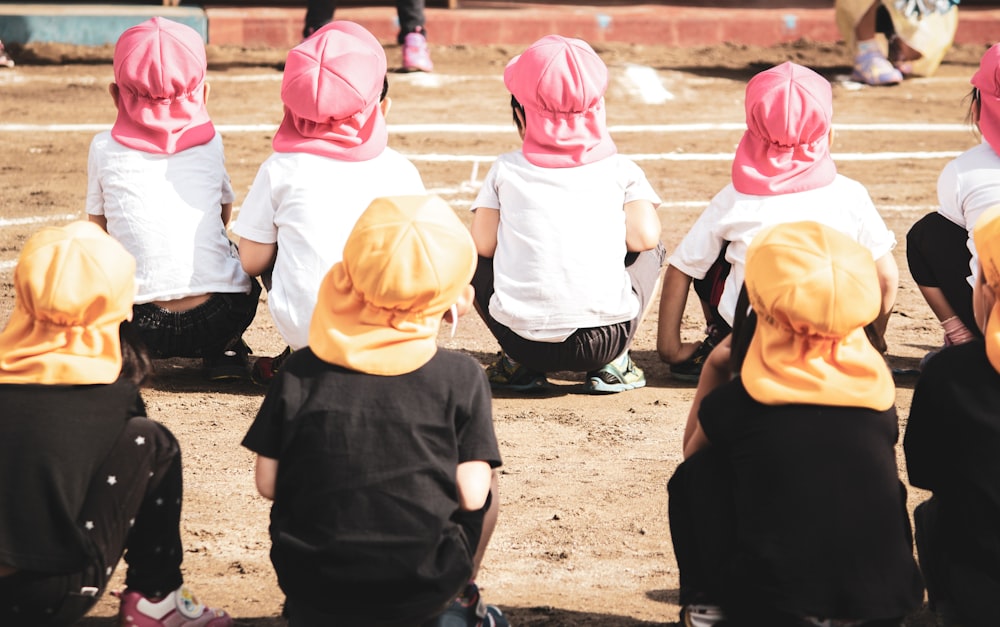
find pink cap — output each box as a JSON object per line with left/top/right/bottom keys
{"left": 272, "top": 21, "right": 388, "bottom": 162}
{"left": 732, "top": 61, "right": 836, "bottom": 196}
{"left": 111, "top": 17, "right": 215, "bottom": 155}
{"left": 503, "top": 35, "right": 616, "bottom": 168}
{"left": 972, "top": 44, "right": 1000, "bottom": 156}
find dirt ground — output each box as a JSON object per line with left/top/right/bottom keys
{"left": 1, "top": 36, "right": 993, "bottom": 626}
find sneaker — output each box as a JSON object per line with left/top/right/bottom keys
{"left": 585, "top": 352, "right": 646, "bottom": 394}
{"left": 401, "top": 29, "right": 433, "bottom": 73}
{"left": 670, "top": 328, "right": 727, "bottom": 383}
{"left": 851, "top": 42, "right": 903, "bottom": 86}
{"left": 486, "top": 352, "right": 549, "bottom": 392}
{"left": 204, "top": 339, "right": 251, "bottom": 382}
{"left": 250, "top": 345, "right": 292, "bottom": 386}
{"left": 427, "top": 582, "right": 508, "bottom": 627}
{"left": 0, "top": 40, "right": 13, "bottom": 69}
{"left": 678, "top": 604, "right": 725, "bottom": 627}
{"left": 116, "top": 585, "right": 233, "bottom": 627}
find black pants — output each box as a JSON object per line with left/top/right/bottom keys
{"left": 0, "top": 418, "right": 185, "bottom": 627}
{"left": 132, "top": 280, "right": 260, "bottom": 361}
{"left": 906, "top": 212, "right": 980, "bottom": 338}
{"left": 304, "top": 0, "right": 426, "bottom": 41}
{"left": 472, "top": 243, "right": 666, "bottom": 373}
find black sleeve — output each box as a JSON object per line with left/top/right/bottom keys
{"left": 697, "top": 379, "right": 745, "bottom": 449}
{"left": 454, "top": 357, "right": 502, "bottom": 468}
{"left": 241, "top": 371, "right": 289, "bottom": 460}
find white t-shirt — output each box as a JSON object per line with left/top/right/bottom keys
{"left": 86, "top": 131, "right": 250, "bottom": 304}
{"left": 472, "top": 151, "right": 662, "bottom": 341}
{"left": 670, "top": 175, "right": 897, "bottom": 326}
{"left": 232, "top": 149, "right": 425, "bottom": 350}
{"left": 936, "top": 141, "right": 1000, "bottom": 287}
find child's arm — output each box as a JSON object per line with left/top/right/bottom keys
{"left": 470, "top": 207, "right": 500, "bottom": 258}
{"left": 221, "top": 202, "right": 233, "bottom": 227}
{"left": 88, "top": 214, "right": 108, "bottom": 232}
{"left": 456, "top": 460, "right": 493, "bottom": 511}
{"left": 624, "top": 199, "right": 661, "bottom": 252}
{"left": 682, "top": 335, "right": 732, "bottom": 459}
{"left": 254, "top": 455, "right": 278, "bottom": 500}
{"left": 871, "top": 251, "right": 899, "bottom": 347}
{"left": 656, "top": 265, "right": 702, "bottom": 364}
{"left": 238, "top": 239, "right": 278, "bottom": 278}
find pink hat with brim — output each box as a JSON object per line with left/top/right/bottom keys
{"left": 732, "top": 61, "right": 836, "bottom": 196}
{"left": 504, "top": 35, "right": 616, "bottom": 168}
{"left": 972, "top": 44, "right": 1000, "bottom": 156}
{"left": 111, "top": 17, "right": 215, "bottom": 155}
{"left": 273, "top": 21, "right": 388, "bottom": 162}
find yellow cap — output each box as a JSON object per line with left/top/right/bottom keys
{"left": 0, "top": 221, "right": 136, "bottom": 384}
{"left": 309, "top": 195, "right": 477, "bottom": 375}
{"left": 973, "top": 204, "right": 1000, "bottom": 373}
{"left": 741, "top": 221, "right": 894, "bottom": 410}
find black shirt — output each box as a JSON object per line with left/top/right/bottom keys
{"left": 905, "top": 340, "right": 1000, "bottom": 625}
{"left": 0, "top": 380, "right": 145, "bottom": 572}
{"left": 700, "top": 379, "right": 923, "bottom": 621}
{"left": 242, "top": 348, "right": 501, "bottom": 622}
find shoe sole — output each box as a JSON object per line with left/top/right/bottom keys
{"left": 669, "top": 370, "right": 701, "bottom": 383}
{"left": 490, "top": 379, "right": 550, "bottom": 392}
{"left": 584, "top": 377, "right": 646, "bottom": 394}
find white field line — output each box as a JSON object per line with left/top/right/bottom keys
{"left": 623, "top": 63, "right": 675, "bottom": 104}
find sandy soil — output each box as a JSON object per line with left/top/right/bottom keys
{"left": 1, "top": 37, "right": 992, "bottom": 626}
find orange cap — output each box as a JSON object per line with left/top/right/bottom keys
{"left": 309, "top": 195, "right": 477, "bottom": 375}
{"left": 741, "top": 221, "right": 894, "bottom": 410}
{"left": 0, "top": 221, "right": 136, "bottom": 384}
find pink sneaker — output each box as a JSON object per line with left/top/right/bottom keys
{"left": 117, "top": 585, "right": 233, "bottom": 627}
{"left": 401, "top": 30, "right": 433, "bottom": 73}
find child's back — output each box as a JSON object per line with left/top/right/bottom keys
{"left": 233, "top": 21, "right": 425, "bottom": 357}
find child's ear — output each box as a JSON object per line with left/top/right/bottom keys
{"left": 828, "top": 127, "right": 835, "bottom": 149}
{"left": 514, "top": 106, "right": 526, "bottom": 140}
{"left": 108, "top": 83, "right": 121, "bottom": 110}
{"left": 203, "top": 81, "right": 211, "bottom": 105}
{"left": 380, "top": 96, "right": 392, "bottom": 119}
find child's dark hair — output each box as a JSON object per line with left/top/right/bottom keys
{"left": 511, "top": 95, "right": 525, "bottom": 134}
{"left": 380, "top": 76, "right": 389, "bottom": 103}
{"left": 119, "top": 320, "right": 153, "bottom": 387}
{"left": 968, "top": 86, "right": 982, "bottom": 131}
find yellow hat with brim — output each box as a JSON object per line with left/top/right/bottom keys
{"left": 741, "top": 221, "right": 894, "bottom": 411}
{"left": 973, "top": 204, "right": 1000, "bottom": 374}
{"left": 309, "top": 195, "right": 477, "bottom": 376}
{"left": 0, "top": 221, "right": 136, "bottom": 384}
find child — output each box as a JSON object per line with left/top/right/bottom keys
{"left": 87, "top": 17, "right": 259, "bottom": 382}
{"left": 904, "top": 204, "right": 1000, "bottom": 627}
{"left": 470, "top": 34, "right": 665, "bottom": 394}
{"left": 0, "top": 221, "right": 232, "bottom": 627}
{"left": 906, "top": 43, "right": 1000, "bottom": 361}
{"left": 657, "top": 61, "right": 899, "bottom": 381}
{"left": 242, "top": 195, "right": 507, "bottom": 627}
{"left": 232, "top": 20, "right": 425, "bottom": 385}
{"left": 668, "top": 221, "right": 923, "bottom": 626}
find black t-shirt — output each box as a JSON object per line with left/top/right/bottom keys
{"left": 699, "top": 379, "right": 923, "bottom": 621}
{"left": 242, "top": 348, "right": 502, "bottom": 621}
{"left": 904, "top": 340, "right": 1000, "bottom": 625}
{"left": 0, "top": 380, "right": 145, "bottom": 572}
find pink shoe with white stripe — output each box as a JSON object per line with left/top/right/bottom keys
{"left": 117, "top": 585, "right": 232, "bottom": 627}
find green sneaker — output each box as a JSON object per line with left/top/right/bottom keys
{"left": 586, "top": 352, "right": 645, "bottom": 394}
{"left": 486, "top": 353, "right": 549, "bottom": 392}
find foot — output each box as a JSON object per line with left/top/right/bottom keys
{"left": 852, "top": 40, "right": 903, "bottom": 86}
{"left": 425, "top": 582, "right": 508, "bottom": 627}
{"left": 585, "top": 352, "right": 646, "bottom": 394}
{"left": 485, "top": 352, "right": 549, "bottom": 392}
{"left": 116, "top": 585, "right": 233, "bottom": 627}
{"left": 401, "top": 29, "right": 433, "bottom": 73}
{"left": 0, "top": 40, "right": 13, "bottom": 69}
{"left": 204, "top": 339, "right": 251, "bottom": 382}
{"left": 250, "top": 345, "right": 292, "bottom": 386}
{"left": 670, "top": 327, "right": 727, "bottom": 383}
